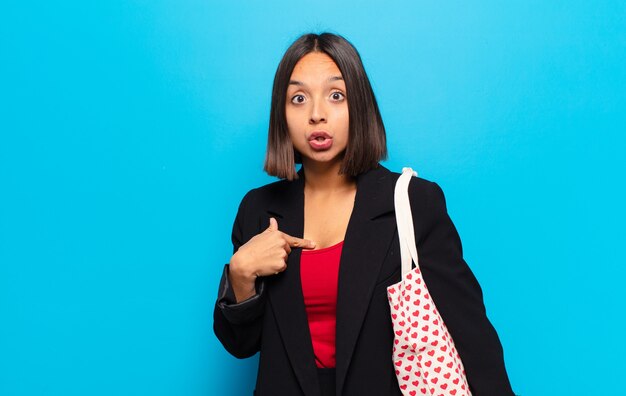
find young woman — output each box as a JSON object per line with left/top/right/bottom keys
{"left": 213, "top": 32, "right": 515, "bottom": 396}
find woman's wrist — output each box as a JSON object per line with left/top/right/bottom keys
{"left": 228, "top": 255, "right": 257, "bottom": 302}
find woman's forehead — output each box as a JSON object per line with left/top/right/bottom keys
{"left": 289, "top": 52, "right": 343, "bottom": 85}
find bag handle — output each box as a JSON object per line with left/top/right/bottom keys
{"left": 394, "top": 167, "right": 419, "bottom": 279}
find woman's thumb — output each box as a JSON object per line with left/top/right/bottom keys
{"left": 267, "top": 217, "right": 278, "bottom": 231}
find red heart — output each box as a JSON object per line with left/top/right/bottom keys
{"left": 453, "top": 378, "right": 459, "bottom": 385}
{"left": 444, "top": 373, "right": 451, "bottom": 379}
{"left": 402, "top": 375, "right": 409, "bottom": 381}
{"left": 434, "top": 367, "right": 441, "bottom": 373}
{"left": 427, "top": 350, "right": 435, "bottom": 357}
{"left": 408, "top": 355, "right": 415, "bottom": 361}
{"left": 451, "top": 390, "right": 457, "bottom": 395}
{"left": 422, "top": 314, "right": 430, "bottom": 321}
{"left": 440, "top": 383, "right": 448, "bottom": 390}
{"left": 430, "top": 377, "right": 438, "bottom": 384}
{"left": 422, "top": 325, "right": 429, "bottom": 331}
{"left": 395, "top": 330, "right": 403, "bottom": 336}
{"left": 424, "top": 361, "right": 432, "bottom": 367}
{"left": 437, "top": 356, "right": 444, "bottom": 363}
{"left": 447, "top": 362, "right": 453, "bottom": 368}
{"left": 421, "top": 336, "right": 428, "bottom": 342}
{"left": 424, "top": 304, "right": 431, "bottom": 310}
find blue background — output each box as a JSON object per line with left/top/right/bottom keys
{"left": 1, "top": 1, "right": 625, "bottom": 395}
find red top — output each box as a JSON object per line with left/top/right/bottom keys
{"left": 300, "top": 240, "right": 343, "bottom": 368}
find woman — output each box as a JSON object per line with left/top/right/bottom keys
{"left": 213, "top": 33, "right": 515, "bottom": 396}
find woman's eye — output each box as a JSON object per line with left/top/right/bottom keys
{"left": 331, "top": 92, "right": 345, "bottom": 101}
{"left": 291, "top": 95, "right": 306, "bottom": 104}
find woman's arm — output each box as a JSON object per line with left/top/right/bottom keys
{"left": 412, "top": 180, "right": 515, "bottom": 395}
{"left": 213, "top": 187, "right": 315, "bottom": 359}
{"left": 213, "top": 190, "right": 266, "bottom": 359}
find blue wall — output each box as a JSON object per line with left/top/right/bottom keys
{"left": 1, "top": 1, "right": 625, "bottom": 395}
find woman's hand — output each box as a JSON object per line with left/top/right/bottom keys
{"left": 228, "top": 217, "right": 315, "bottom": 302}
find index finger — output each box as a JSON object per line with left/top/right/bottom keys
{"left": 283, "top": 233, "right": 316, "bottom": 249}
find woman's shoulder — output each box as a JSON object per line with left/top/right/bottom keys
{"left": 383, "top": 165, "right": 442, "bottom": 196}
{"left": 236, "top": 176, "right": 297, "bottom": 210}
{"left": 381, "top": 165, "right": 447, "bottom": 213}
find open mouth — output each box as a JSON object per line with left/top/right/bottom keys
{"left": 308, "top": 136, "right": 333, "bottom": 150}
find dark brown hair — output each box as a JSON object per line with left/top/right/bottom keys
{"left": 263, "top": 33, "right": 387, "bottom": 180}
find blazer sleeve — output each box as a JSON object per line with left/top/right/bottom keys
{"left": 411, "top": 180, "right": 515, "bottom": 396}
{"left": 213, "top": 189, "right": 267, "bottom": 359}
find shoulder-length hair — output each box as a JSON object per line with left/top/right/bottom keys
{"left": 264, "top": 33, "right": 387, "bottom": 180}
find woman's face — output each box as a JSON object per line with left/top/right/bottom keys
{"left": 285, "top": 52, "right": 349, "bottom": 169}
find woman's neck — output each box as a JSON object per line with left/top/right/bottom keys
{"left": 301, "top": 159, "right": 356, "bottom": 195}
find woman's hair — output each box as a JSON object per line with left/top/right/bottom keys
{"left": 264, "top": 32, "right": 387, "bottom": 180}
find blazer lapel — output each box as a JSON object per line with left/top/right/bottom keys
{"left": 266, "top": 168, "right": 322, "bottom": 396}
{"left": 335, "top": 165, "right": 397, "bottom": 395}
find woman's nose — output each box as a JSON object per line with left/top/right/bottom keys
{"left": 308, "top": 97, "right": 327, "bottom": 124}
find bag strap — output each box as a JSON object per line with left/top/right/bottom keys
{"left": 394, "top": 167, "right": 419, "bottom": 279}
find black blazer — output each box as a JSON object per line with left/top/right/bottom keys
{"left": 214, "top": 164, "right": 514, "bottom": 396}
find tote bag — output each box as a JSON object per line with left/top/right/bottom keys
{"left": 387, "top": 167, "right": 471, "bottom": 396}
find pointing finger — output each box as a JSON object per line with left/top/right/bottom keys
{"left": 285, "top": 235, "right": 316, "bottom": 249}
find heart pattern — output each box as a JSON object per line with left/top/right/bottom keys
{"left": 387, "top": 266, "right": 471, "bottom": 396}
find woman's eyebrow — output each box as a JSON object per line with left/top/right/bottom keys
{"left": 288, "top": 76, "right": 344, "bottom": 86}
